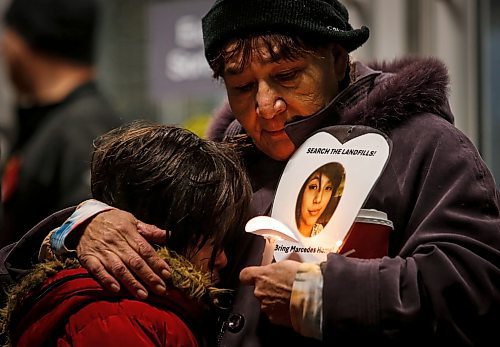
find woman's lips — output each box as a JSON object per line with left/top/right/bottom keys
{"left": 308, "top": 209, "right": 321, "bottom": 216}
{"left": 264, "top": 129, "right": 286, "bottom": 137}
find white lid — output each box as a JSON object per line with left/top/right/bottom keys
{"left": 355, "top": 209, "right": 394, "bottom": 229}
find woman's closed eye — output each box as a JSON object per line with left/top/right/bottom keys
{"left": 233, "top": 82, "right": 255, "bottom": 93}
{"left": 274, "top": 69, "right": 300, "bottom": 83}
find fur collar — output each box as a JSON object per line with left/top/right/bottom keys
{"left": 341, "top": 56, "right": 452, "bottom": 131}
{"left": 1, "top": 248, "right": 230, "bottom": 346}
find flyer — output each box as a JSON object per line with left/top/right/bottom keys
{"left": 246, "top": 125, "right": 392, "bottom": 263}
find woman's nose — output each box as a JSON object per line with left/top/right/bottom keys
{"left": 215, "top": 250, "right": 228, "bottom": 270}
{"left": 313, "top": 190, "right": 324, "bottom": 204}
{"left": 255, "top": 84, "right": 286, "bottom": 119}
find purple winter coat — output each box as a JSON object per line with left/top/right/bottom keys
{"left": 208, "top": 57, "right": 500, "bottom": 346}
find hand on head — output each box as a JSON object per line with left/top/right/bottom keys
{"left": 76, "top": 209, "right": 171, "bottom": 300}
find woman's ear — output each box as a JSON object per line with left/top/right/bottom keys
{"left": 332, "top": 43, "right": 349, "bottom": 81}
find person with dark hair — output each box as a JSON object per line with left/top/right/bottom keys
{"left": 1, "top": 121, "right": 251, "bottom": 346}
{"left": 295, "top": 163, "right": 344, "bottom": 237}
{"left": 0, "top": 0, "right": 122, "bottom": 246}
{"left": 1, "top": 0, "right": 500, "bottom": 346}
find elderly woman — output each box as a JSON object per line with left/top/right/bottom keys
{"left": 2, "top": 0, "right": 500, "bottom": 346}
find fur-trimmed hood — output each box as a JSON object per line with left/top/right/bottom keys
{"left": 206, "top": 56, "right": 452, "bottom": 141}
{"left": 1, "top": 248, "right": 229, "bottom": 346}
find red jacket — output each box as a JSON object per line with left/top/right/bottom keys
{"left": 10, "top": 268, "right": 206, "bottom": 347}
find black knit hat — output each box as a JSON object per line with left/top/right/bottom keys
{"left": 4, "top": 0, "right": 99, "bottom": 65}
{"left": 202, "top": 0, "right": 370, "bottom": 63}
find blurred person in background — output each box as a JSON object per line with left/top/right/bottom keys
{"left": 0, "top": 0, "right": 122, "bottom": 246}
{"left": 0, "top": 0, "right": 15, "bottom": 167}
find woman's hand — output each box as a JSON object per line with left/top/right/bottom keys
{"left": 76, "top": 209, "right": 171, "bottom": 299}
{"left": 240, "top": 260, "right": 301, "bottom": 327}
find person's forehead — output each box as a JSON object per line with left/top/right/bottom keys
{"left": 224, "top": 57, "right": 281, "bottom": 76}
{"left": 223, "top": 39, "right": 283, "bottom": 75}
{"left": 318, "top": 172, "right": 332, "bottom": 182}
{"left": 309, "top": 173, "right": 321, "bottom": 181}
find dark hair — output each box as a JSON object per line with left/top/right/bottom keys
{"left": 210, "top": 33, "right": 351, "bottom": 90}
{"left": 295, "top": 162, "right": 345, "bottom": 232}
{"left": 91, "top": 121, "right": 252, "bottom": 270}
{"left": 4, "top": 0, "right": 99, "bottom": 64}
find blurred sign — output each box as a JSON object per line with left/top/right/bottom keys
{"left": 148, "top": 1, "right": 222, "bottom": 98}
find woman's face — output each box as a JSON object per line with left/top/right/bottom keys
{"left": 222, "top": 39, "right": 346, "bottom": 161}
{"left": 189, "top": 242, "right": 227, "bottom": 284}
{"left": 300, "top": 172, "right": 333, "bottom": 231}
